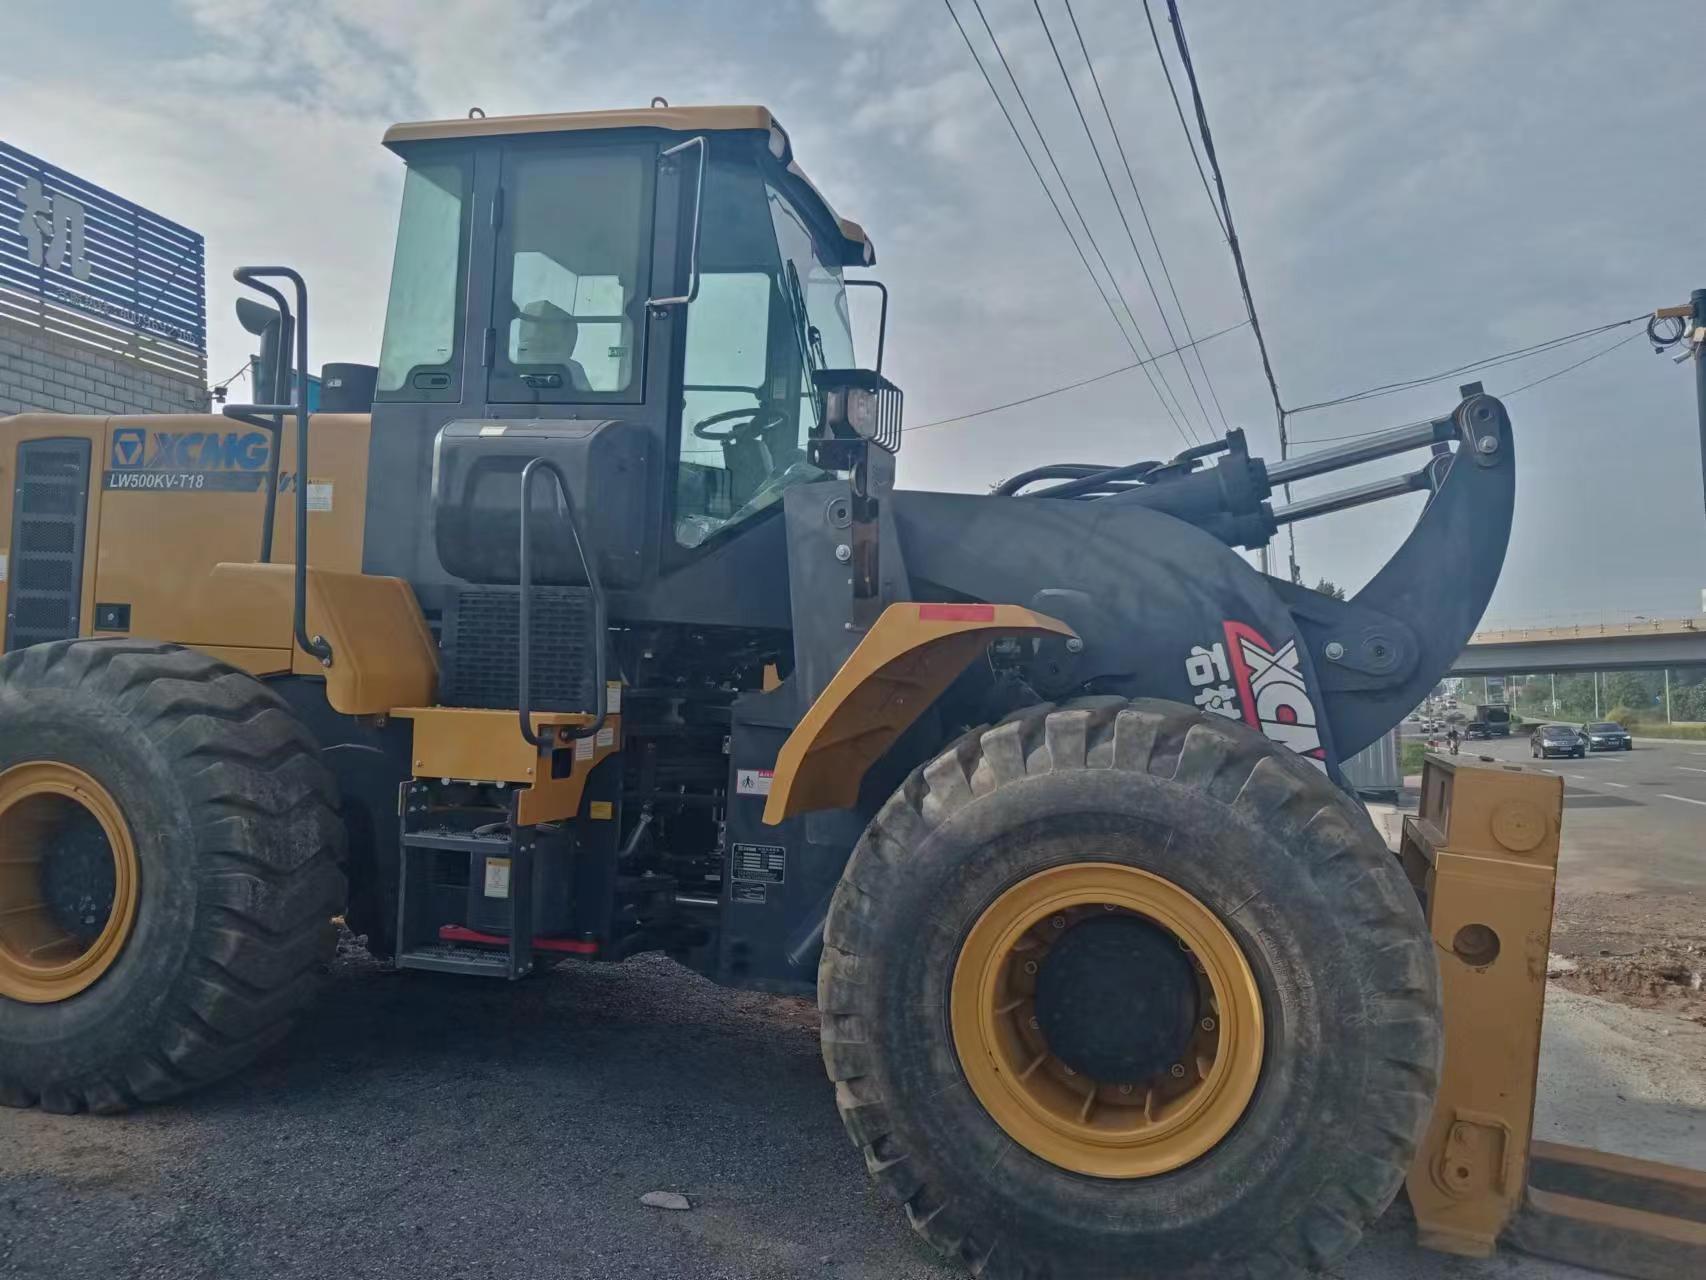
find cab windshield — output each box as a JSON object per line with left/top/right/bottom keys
{"left": 673, "top": 155, "right": 855, "bottom": 549}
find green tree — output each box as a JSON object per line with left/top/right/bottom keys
{"left": 1313, "top": 578, "right": 1346, "bottom": 601}
{"left": 1603, "top": 672, "right": 1658, "bottom": 716}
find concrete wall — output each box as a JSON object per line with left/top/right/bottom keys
{"left": 0, "top": 314, "right": 206, "bottom": 418}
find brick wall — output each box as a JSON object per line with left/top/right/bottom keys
{"left": 0, "top": 314, "right": 207, "bottom": 418}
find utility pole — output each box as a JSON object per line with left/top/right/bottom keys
{"left": 1665, "top": 667, "right": 1672, "bottom": 723}
{"left": 1594, "top": 671, "right": 1601, "bottom": 719}
{"left": 1696, "top": 289, "right": 1706, "bottom": 524}
{"left": 1650, "top": 291, "right": 1706, "bottom": 525}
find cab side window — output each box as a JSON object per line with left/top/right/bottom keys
{"left": 490, "top": 144, "right": 652, "bottom": 404}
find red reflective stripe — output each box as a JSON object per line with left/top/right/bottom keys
{"left": 918, "top": 603, "right": 997, "bottom": 622}
{"left": 438, "top": 924, "right": 599, "bottom": 955}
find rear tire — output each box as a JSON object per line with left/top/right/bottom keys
{"left": 0, "top": 641, "right": 345, "bottom": 1113}
{"left": 820, "top": 699, "right": 1441, "bottom": 1278}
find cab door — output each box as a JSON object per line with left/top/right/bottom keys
{"left": 485, "top": 139, "right": 657, "bottom": 409}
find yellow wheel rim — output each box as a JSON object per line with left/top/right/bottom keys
{"left": 951, "top": 862, "right": 1263, "bottom": 1178}
{"left": 0, "top": 762, "right": 139, "bottom": 1004}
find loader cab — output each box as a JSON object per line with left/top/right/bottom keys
{"left": 361, "top": 106, "right": 875, "bottom": 625}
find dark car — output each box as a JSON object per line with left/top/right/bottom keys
{"left": 1465, "top": 720, "right": 1490, "bottom": 740}
{"left": 1531, "top": 724, "right": 1585, "bottom": 759}
{"left": 1579, "top": 721, "right": 1633, "bottom": 751}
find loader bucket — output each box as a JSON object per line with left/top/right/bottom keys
{"left": 1399, "top": 756, "right": 1706, "bottom": 1278}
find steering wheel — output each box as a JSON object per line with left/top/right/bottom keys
{"left": 691, "top": 407, "right": 787, "bottom": 442}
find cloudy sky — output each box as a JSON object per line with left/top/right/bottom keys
{"left": 4, "top": 0, "right": 1703, "bottom": 624}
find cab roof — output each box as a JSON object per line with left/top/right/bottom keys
{"left": 382, "top": 104, "right": 874, "bottom": 267}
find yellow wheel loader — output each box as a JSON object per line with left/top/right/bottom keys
{"left": 0, "top": 104, "right": 1700, "bottom": 1278}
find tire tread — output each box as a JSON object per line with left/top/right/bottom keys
{"left": 822, "top": 698, "right": 1440, "bottom": 1279}
{"left": 0, "top": 640, "right": 344, "bottom": 1114}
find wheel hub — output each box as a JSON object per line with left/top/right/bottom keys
{"left": 0, "top": 762, "right": 139, "bottom": 1004}
{"left": 1034, "top": 913, "right": 1199, "bottom": 1083}
{"left": 950, "top": 862, "right": 1264, "bottom": 1179}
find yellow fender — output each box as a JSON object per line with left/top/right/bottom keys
{"left": 762, "top": 602, "right": 1075, "bottom": 825}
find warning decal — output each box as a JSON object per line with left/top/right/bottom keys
{"left": 735, "top": 767, "right": 773, "bottom": 796}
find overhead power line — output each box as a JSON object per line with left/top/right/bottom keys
{"left": 1139, "top": 0, "right": 1225, "bottom": 240}
{"left": 1289, "top": 326, "right": 1647, "bottom": 446}
{"left": 1063, "top": 0, "right": 1230, "bottom": 433}
{"left": 1030, "top": 0, "right": 1221, "bottom": 440}
{"left": 941, "top": 0, "right": 1194, "bottom": 447}
{"left": 971, "top": 0, "right": 1199, "bottom": 442}
{"left": 1162, "top": 0, "right": 1284, "bottom": 437}
{"left": 1286, "top": 314, "right": 1646, "bottom": 416}
{"left": 907, "top": 318, "right": 1250, "bottom": 432}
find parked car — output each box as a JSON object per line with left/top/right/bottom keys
{"left": 1579, "top": 721, "right": 1632, "bottom": 751}
{"left": 1531, "top": 724, "right": 1585, "bottom": 759}
{"left": 1465, "top": 720, "right": 1490, "bottom": 740}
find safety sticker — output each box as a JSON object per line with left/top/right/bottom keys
{"left": 731, "top": 842, "right": 785, "bottom": 884}
{"left": 575, "top": 735, "right": 594, "bottom": 760}
{"left": 0, "top": 551, "right": 8, "bottom": 583}
{"left": 596, "top": 726, "right": 614, "bottom": 747}
{"left": 483, "top": 857, "right": 511, "bottom": 899}
{"left": 305, "top": 481, "right": 333, "bottom": 513}
{"left": 735, "top": 767, "right": 773, "bottom": 796}
{"left": 731, "top": 882, "right": 767, "bottom": 905}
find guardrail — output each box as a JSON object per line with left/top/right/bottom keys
{"left": 1470, "top": 616, "right": 1704, "bottom": 646}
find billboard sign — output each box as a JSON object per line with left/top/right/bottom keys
{"left": 0, "top": 141, "right": 206, "bottom": 381}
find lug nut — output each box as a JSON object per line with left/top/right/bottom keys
{"left": 1063, "top": 1066, "right": 1076, "bottom": 1076}
{"left": 1023, "top": 960, "right": 1038, "bottom": 975}
{"left": 1170, "top": 1063, "right": 1186, "bottom": 1079}
{"left": 834, "top": 544, "right": 852, "bottom": 563}
{"left": 1118, "top": 1084, "right": 1133, "bottom": 1095}
{"left": 1028, "top": 1017, "right": 1040, "bottom": 1030}
{"left": 1201, "top": 1017, "right": 1216, "bottom": 1032}
{"left": 1051, "top": 916, "right": 1066, "bottom": 929}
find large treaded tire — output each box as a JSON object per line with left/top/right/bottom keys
{"left": 820, "top": 698, "right": 1442, "bottom": 1279}
{"left": 0, "top": 640, "right": 345, "bottom": 1114}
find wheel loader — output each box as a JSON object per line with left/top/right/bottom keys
{"left": 1, "top": 104, "right": 1701, "bottom": 1278}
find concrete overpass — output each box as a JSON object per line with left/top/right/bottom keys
{"left": 1451, "top": 615, "right": 1706, "bottom": 676}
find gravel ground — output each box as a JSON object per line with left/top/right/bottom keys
{"left": 2, "top": 945, "right": 1696, "bottom": 1280}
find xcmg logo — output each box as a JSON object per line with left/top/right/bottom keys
{"left": 110, "top": 427, "right": 270, "bottom": 471}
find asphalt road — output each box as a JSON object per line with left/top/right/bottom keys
{"left": 0, "top": 943, "right": 1622, "bottom": 1280}
{"left": 1455, "top": 735, "right": 1706, "bottom": 905}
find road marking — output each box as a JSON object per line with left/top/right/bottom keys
{"left": 1677, "top": 766, "right": 1706, "bottom": 774}
{"left": 1601, "top": 781, "right": 1628, "bottom": 788}
{"left": 1566, "top": 774, "right": 1587, "bottom": 781}
{"left": 1659, "top": 793, "right": 1706, "bottom": 807}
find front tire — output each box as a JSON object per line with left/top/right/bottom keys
{"left": 821, "top": 699, "right": 1441, "bottom": 1278}
{"left": 0, "top": 641, "right": 345, "bottom": 1113}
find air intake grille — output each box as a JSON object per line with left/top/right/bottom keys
{"left": 5, "top": 439, "right": 90, "bottom": 652}
{"left": 439, "top": 586, "right": 597, "bottom": 713}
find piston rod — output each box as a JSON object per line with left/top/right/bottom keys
{"left": 1270, "top": 467, "right": 1433, "bottom": 525}
{"left": 1266, "top": 416, "right": 1454, "bottom": 487}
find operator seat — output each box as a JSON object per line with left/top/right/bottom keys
{"left": 514, "top": 299, "right": 592, "bottom": 391}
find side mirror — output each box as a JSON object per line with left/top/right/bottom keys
{"left": 236, "top": 297, "right": 292, "bottom": 405}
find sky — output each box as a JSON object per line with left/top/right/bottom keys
{"left": 3, "top": 0, "right": 1703, "bottom": 626}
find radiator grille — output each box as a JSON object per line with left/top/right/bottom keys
{"left": 439, "top": 586, "right": 597, "bottom": 713}
{"left": 6, "top": 439, "right": 90, "bottom": 651}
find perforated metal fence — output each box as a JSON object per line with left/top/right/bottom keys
{"left": 0, "top": 141, "right": 205, "bottom": 385}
